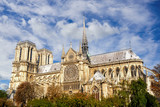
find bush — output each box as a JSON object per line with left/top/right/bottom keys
{"left": 0, "top": 98, "right": 6, "bottom": 107}
{"left": 146, "top": 92, "right": 159, "bottom": 107}
{"left": 0, "top": 90, "right": 7, "bottom": 98}
{"left": 0, "top": 90, "right": 14, "bottom": 107}
{"left": 129, "top": 79, "right": 159, "bottom": 107}
{"left": 27, "top": 99, "right": 55, "bottom": 107}
{"left": 55, "top": 93, "right": 99, "bottom": 107}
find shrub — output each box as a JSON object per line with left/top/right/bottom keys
{"left": 0, "top": 90, "right": 7, "bottom": 98}
{"left": 27, "top": 99, "right": 55, "bottom": 107}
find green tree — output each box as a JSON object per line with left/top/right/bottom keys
{"left": 129, "top": 79, "right": 147, "bottom": 107}
{"left": 0, "top": 90, "right": 14, "bottom": 107}
{"left": 0, "top": 90, "right": 7, "bottom": 107}
{"left": 145, "top": 92, "right": 159, "bottom": 107}
{"left": 129, "top": 79, "right": 159, "bottom": 107}
{"left": 0, "top": 90, "right": 7, "bottom": 98}
{"left": 27, "top": 99, "right": 55, "bottom": 107}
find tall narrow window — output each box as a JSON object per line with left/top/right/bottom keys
{"left": 116, "top": 67, "right": 120, "bottom": 77}
{"left": 38, "top": 54, "right": 40, "bottom": 65}
{"left": 123, "top": 66, "right": 128, "bottom": 77}
{"left": 108, "top": 68, "right": 113, "bottom": 78}
{"left": 30, "top": 48, "right": 33, "bottom": 62}
{"left": 48, "top": 55, "right": 50, "bottom": 64}
{"left": 27, "top": 47, "right": 30, "bottom": 61}
{"left": 138, "top": 65, "right": 141, "bottom": 77}
{"left": 131, "top": 65, "right": 135, "bottom": 77}
{"left": 102, "top": 69, "right": 105, "bottom": 77}
{"left": 41, "top": 53, "right": 42, "bottom": 65}
{"left": 19, "top": 47, "right": 22, "bottom": 61}
{"left": 46, "top": 55, "right": 47, "bottom": 64}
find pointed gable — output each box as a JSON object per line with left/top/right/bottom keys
{"left": 65, "top": 48, "right": 77, "bottom": 62}
{"left": 89, "top": 71, "right": 105, "bottom": 81}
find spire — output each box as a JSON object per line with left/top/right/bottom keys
{"left": 82, "top": 17, "right": 88, "bottom": 57}
{"left": 79, "top": 41, "right": 82, "bottom": 55}
{"left": 61, "top": 45, "right": 65, "bottom": 59}
{"left": 82, "top": 17, "right": 88, "bottom": 44}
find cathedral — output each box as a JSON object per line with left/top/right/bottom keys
{"left": 8, "top": 19, "right": 153, "bottom": 100}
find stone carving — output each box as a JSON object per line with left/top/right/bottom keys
{"left": 64, "top": 64, "right": 79, "bottom": 82}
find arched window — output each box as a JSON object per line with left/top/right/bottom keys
{"left": 27, "top": 47, "right": 30, "bottom": 61}
{"left": 108, "top": 68, "right": 112, "bottom": 75}
{"left": 46, "top": 55, "right": 47, "bottom": 64}
{"left": 108, "top": 68, "right": 113, "bottom": 78}
{"left": 30, "top": 48, "right": 33, "bottom": 62}
{"left": 19, "top": 47, "right": 22, "bottom": 61}
{"left": 131, "top": 65, "right": 135, "bottom": 77}
{"left": 48, "top": 55, "right": 50, "bottom": 64}
{"left": 123, "top": 66, "right": 128, "bottom": 77}
{"left": 92, "top": 86, "right": 99, "bottom": 100}
{"left": 116, "top": 67, "right": 120, "bottom": 77}
{"left": 38, "top": 54, "right": 40, "bottom": 65}
{"left": 41, "top": 53, "right": 42, "bottom": 65}
{"left": 138, "top": 65, "right": 141, "bottom": 77}
{"left": 102, "top": 69, "right": 105, "bottom": 77}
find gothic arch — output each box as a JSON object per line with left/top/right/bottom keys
{"left": 116, "top": 67, "right": 120, "bottom": 77}
{"left": 19, "top": 47, "right": 22, "bottom": 61}
{"left": 131, "top": 65, "right": 136, "bottom": 77}
{"left": 101, "top": 69, "right": 105, "bottom": 77}
{"left": 91, "top": 86, "right": 99, "bottom": 100}
{"left": 94, "top": 70, "right": 97, "bottom": 74}
{"left": 108, "top": 68, "right": 113, "bottom": 78}
{"left": 138, "top": 65, "right": 141, "bottom": 77}
{"left": 123, "top": 66, "right": 128, "bottom": 77}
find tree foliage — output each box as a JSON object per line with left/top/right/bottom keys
{"left": 32, "top": 82, "right": 44, "bottom": 98}
{"left": 129, "top": 79, "right": 159, "bottom": 107}
{"left": 152, "top": 64, "right": 160, "bottom": 80}
{"left": 14, "top": 82, "right": 35, "bottom": 106}
{"left": 46, "top": 83, "right": 62, "bottom": 101}
{"left": 14, "top": 79, "right": 160, "bottom": 107}
{"left": 55, "top": 93, "right": 99, "bottom": 107}
{"left": 27, "top": 99, "right": 55, "bottom": 107}
{"left": 0, "top": 90, "right": 7, "bottom": 98}
{"left": 151, "top": 64, "right": 160, "bottom": 103}
{"left": 0, "top": 90, "right": 14, "bottom": 107}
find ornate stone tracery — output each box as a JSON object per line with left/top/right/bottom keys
{"left": 64, "top": 64, "right": 79, "bottom": 82}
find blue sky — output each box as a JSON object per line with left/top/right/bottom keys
{"left": 0, "top": 0, "right": 160, "bottom": 90}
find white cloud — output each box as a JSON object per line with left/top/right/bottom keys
{"left": 0, "top": 37, "right": 16, "bottom": 80}
{"left": 21, "top": 18, "right": 26, "bottom": 26}
{"left": 0, "top": 83, "right": 9, "bottom": 90}
{"left": 87, "top": 20, "right": 119, "bottom": 41}
{"left": 56, "top": 20, "right": 82, "bottom": 40}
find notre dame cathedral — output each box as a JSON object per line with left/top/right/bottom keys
{"left": 8, "top": 19, "right": 154, "bottom": 100}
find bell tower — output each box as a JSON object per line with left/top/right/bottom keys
{"left": 82, "top": 17, "right": 89, "bottom": 58}
{"left": 9, "top": 41, "right": 38, "bottom": 93}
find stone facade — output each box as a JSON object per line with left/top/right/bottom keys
{"left": 8, "top": 20, "right": 153, "bottom": 100}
